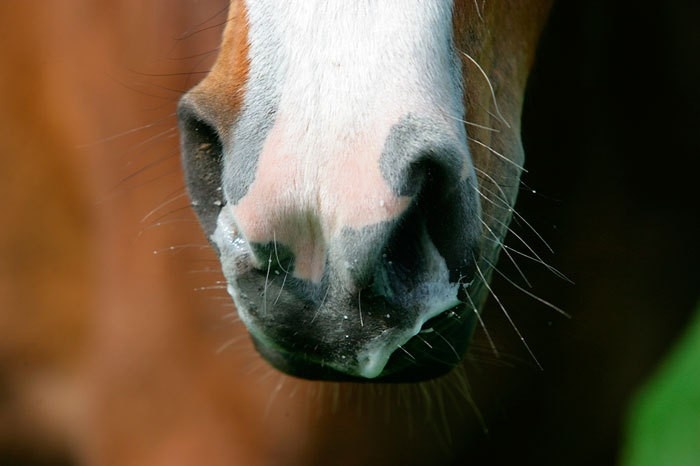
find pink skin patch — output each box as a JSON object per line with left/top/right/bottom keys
{"left": 232, "top": 112, "right": 412, "bottom": 282}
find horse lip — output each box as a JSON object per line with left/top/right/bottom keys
{"left": 243, "top": 300, "right": 471, "bottom": 382}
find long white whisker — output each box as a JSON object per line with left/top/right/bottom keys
{"left": 473, "top": 0, "right": 484, "bottom": 20}
{"left": 476, "top": 166, "right": 557, "bottom": 254}
{"left": 137, "top": 217, "right": 199, "bottom": 236}
{"left": 484, "top": 258, "right": 570, "bottom": 318}
{"left": 194, "top": 284, "right": 227, "bottom": 292}
{"left": 442, "top": 111, "right": 500, "bottom": 133}
{"left": 478, "top": 216, "right": 531, "bottom": 288}
{"left": 474, "top": 177, "right": 514, "bottom": 209}
{"left": 464, "top": 286, "right": 499, "bottom": 358}
{"left": 474, "top": 166, "right": 517, "bottom": 200}
{"left": 497, "top": 242, "right": 572, "bottom": 284}
{"left": 121, "top": 126, "right": 177, "bottom": 157}
{"left": 75, "top": 113, "right": 176, "bottom": 149}
{"left": 434, "top": 330, "right": 461, "bottom": 364}
{"left": 264, "top": 376, "right": 286, "bottom": 420}
{"left": 358, "top": 288, "right": 364, "bottom": 327}
{"left": 459, "top": 50, "right": 511, "bottom": 128}
{"left": 272, "top": 231, "right": 290, "bottom": 274}
{"left": 152, "top": 243, "right": 209, "bottom": 255}
{"left": 509, "top": 208, "right": 555, "bottom": 254}
{"left": 141, "top": 191, "right": 188, "bottom": 223}
{"left": 475, "top": 263, "right": 542, "bottom": 370}
{"left": 272, "top": 259, "right": 292, "bottom": 307}
{"left": 468, "top": 136, "right": 526, "bottom": 172}
{"left": 311, "top": 285, "right": 331, "bottom": 324}
{"left": 484, "top": 211, "right": 572, "bottom": 283}
{"left": 216, "top": 334, "right": 246, "bottom": 354}
{"left": 398, "top": 345, "right": 416, "bottom": 361}
{"left": 262, "top": 251, "right": 272, "bottom": 316}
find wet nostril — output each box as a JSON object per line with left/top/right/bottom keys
{"left": 177, "top": 97, "right": 225, "bottom": 236}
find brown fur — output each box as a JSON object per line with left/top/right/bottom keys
{"left": 188, "top": 1, "right": 250, "bottom": 139}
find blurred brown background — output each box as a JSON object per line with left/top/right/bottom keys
{"left": 1, "top": 1, "right": 698, "bottom": 465}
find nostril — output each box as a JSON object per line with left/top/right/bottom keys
{"left": 249, "top": 241, "right": 295, "bottom": 274}
{"left": 177, "top": 97, "right": 225, "bottom": 236}
{"left": 378, "top": 146, "right": 480, "bottom": 289}
{"left": 381, "top": 206, "right": 425, "bottom": 281}
{"left": 399, "top": 158, "right": 431, "bottom": 197}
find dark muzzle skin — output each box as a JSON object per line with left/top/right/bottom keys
{"left": 177, "top": 1, "right": 554, "bottom": 383}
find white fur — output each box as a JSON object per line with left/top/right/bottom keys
{"left": 244, "top": 0, "right": 462, "bottom": 143}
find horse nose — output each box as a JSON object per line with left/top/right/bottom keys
{"left": 230, "top": 115, "right": 480, "bottom": 287}
{"left": 180, "top": 93, "right": 483, "bottom": 378}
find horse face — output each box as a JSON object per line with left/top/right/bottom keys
{"left": 178, "top": 0, "right": 552, "bottom": 381}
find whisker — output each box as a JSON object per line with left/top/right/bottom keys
{"left": 468, "top": 136, "right": 526, "bottom": 172}
{"left": 137, "top": 217, "right": 199, "bottom": 237}
{"left": 119, "top": 125, "right": 177, "bottom": 157}
{"left": 75, "top": 113, "right": 176, "bottom": 149}
{"left": 311, "top": 285, "right": 331, "bottom": 324}
{"left": 262, "top": 251, "right": 273, "bottom": 316}
{"left": 417, "top": 334, "right": 433, "bottom": 349}
{"left": 473, "top": 167, "right": 515, "bottom": 206}
{"left": 264, "top": 375, "right": 287, "bottom": 420}
{"left": 168, "top": 47, "right": 220, "bottom": 61}
{"left": 358, "top": 288, "right": 364, "bottom": 327}
{"left": 475, "top": 263, "right": 542, "bottom": 370}
{"left": 484, "top": 258, "right": 570, "bottom": 318}
{"left": 194, "top": 284, "right": 227, "bottom": 292}
{"left": 174, "top": 3, "right": 230, "bottom": 41}
{"left": 143, "top": 205, "right": 194, "bottom": 226}
{"left": 450, "top": 365, "right": 488, "bottom": 433}
{"left": 398, "top": 345, "right": 416, "bottom": 361}
{"left": 272, "top": 259, "right": 292, "bottom": 307}
{"left": 464, "top": 286, "right": 500, "bottom": 358}
{"left": 221, "top": 311, "right": 240, "bottom": 322}
{"left": 187, "top": 267, "right": 222, "bottom": 274}
{"left": 477, "top": 166, "right": 557, "bottom": 254}
{"left": 434, "top": 330, "right": 461, "bottom": 364}
{"left": 478, "top": 215, "right": 531, "bottom": 288}
{"left": 509, "top": 209, "right": 555, "bottom": 255}
{"left": 442, "top": 111, "right": 500, "bottom": 133}
{"left": 497, "top": 242, "right": 572, "bottom": 284}
{"left": 459, "top": 49, "right": 511, "bottom": 128}
{"left": 473, "top": 0, "right": 484, "bottom": 20}
{"left": 128, "top": 70, "right": 211, "bottom": 78}
{"left": 483, "top": 212, "right": 572, "bottom": 283}
{"left": 475, "top": 184, "right": 514, "bottom": 213}
{"left": 109, "top": 149, "right": 181, "bottom": 192}
{"left": 152, "top": 243, "right": 209, "bottom": 255}
{"left": 176, "top": 18, "right": 231, "bottom": 42}
{"left": 475, "top": 166, "right": 558, "bottom": 256}
{"left": 141, "top": 191, "right": 188, "bottom": 223}
{"left": 216, "top": 334, "right": 246, "bottom": 354}
{"left": 272, "top": 231, "right": 290, "bottom": 274}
